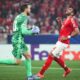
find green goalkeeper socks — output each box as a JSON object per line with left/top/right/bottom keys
{"left": 0, "top": 59, "right": 32, "bottom": 77}
{"left": 24, "top": 59, "right": 32, "bottom": 77}
{"left": 0, "top": 59, "right": 16, "bottom": 64}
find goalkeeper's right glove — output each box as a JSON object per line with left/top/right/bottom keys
{"left": 32, "top": 26, "right": 40, "bottom": 34}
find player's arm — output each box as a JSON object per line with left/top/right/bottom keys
{"left": 70, "top": 28, "right": 79, "bottom": 37}
{"left": 21, "top": 24, "right": 40, "bottom": 35}
{"left": 56, "top": 17, "right": 63, "bottom": 30}
{"left": 19, "top": 16, "right": 33, "bottom": 35}
{"left": 16, "top": 16, "right": 40, "bottom": 35}
{"left": 61, "top": 28, "right": 79, "bottom": 41}
{"left": 70, "top": 17, "right": 79, "bottom": 37}
{"left": 21, "top": 25, "right": 33, "bottom": 35}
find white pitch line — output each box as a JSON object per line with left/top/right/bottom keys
{"left": 32, "top": 67, "right": 80, "bottom": 70}
{"left": 0, "top": 66, "right": 80, "bottom": 70}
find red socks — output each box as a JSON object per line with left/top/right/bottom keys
{"left": 39, "top": 55, "right": 53, "bottom": 75}
{"left": 54, "top": 57, "right": 68, "bottom": 71}
{"left": 39, "top": 55, "right": 68, "bottom": 75}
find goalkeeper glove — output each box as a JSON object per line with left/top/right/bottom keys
{"left": 32, "top": 26, "right": 40, "bottom": 34}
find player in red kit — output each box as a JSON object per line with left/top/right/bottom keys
{"left": 34, "top": 7, "right": 79, "bottom": 79}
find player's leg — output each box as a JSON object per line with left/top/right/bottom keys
{"left": 35, "top": 50, "right": 56, "bottom": 79}
{"left": 54, "top": 56, "right": 71, "bottom": 77}
{"left": 23, "top": 52, "right": 32, "bottom": 79}
{"left": 36, "top": 54, "right": 54, "bottom": 79}
{"left": 36, "top": 45, "right": 61, "bottom": 78}
{"left": 11, "top": 42, "right": 22, "bottom": 65}
{"left": 36, "top": 41, "right": 71, "bottom": 78}
{"left": 51, "top": 41, "right": 71, "bottom": 77}
{"left": 0, "top": 59, "right": 16, "bottom": 64}
{"left": 22, "top": 44, "right": 33, "bottom": 80}
{"left": 0, "top": 58, "right": 21, "bottom": 65}
{"left": 37, "top": 55, "right": 71, "bottom": 78}
{"left": 0, "top": 43, "right": 21, "bottom": 65}
{"left": 12, "top": 43, "right": 22, "bottom": 65}
{"left": 35, "top": 49, "right": 56, "bottom": 79}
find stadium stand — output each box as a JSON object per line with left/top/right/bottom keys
{"left": 0, "top": 0, "right": 80, "bottom": 43}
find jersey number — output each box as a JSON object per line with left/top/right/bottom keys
{"left": 13, "top": 20, "right": 18, "bottom": 31}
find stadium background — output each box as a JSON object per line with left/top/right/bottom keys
{"left": 0, "top": 0, "right": 80, "bottom": 80}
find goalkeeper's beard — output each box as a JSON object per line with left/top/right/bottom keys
{"left": 27, "top": 12, "right": 30, "bottom": 16}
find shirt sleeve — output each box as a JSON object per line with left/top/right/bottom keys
{"left": 21, "top": 25, "right": 32, "bottom": 35}
{"left": 71, "top": 17, "right": 78, "bottom": 29}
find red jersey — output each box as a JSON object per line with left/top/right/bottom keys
{"left": 58, "top": 16, "right": 78, "bottom": 44}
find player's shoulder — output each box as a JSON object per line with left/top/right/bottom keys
{"left": 16, "top": 13, "right": 26, "bottom": 20}
{"left": 71, "top": 16, "right": 79, "bottom": 25}
{"left": 16, "top": 13, "right": 23, "bottom": 19}
{"left": 71, "top": 16, "right": 77, "bottom": 21}
{"left": 71, "top": 16, "right": 79, "bottom": 27}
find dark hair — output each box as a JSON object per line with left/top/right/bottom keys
{"left": 20, "top": 3, "right": 30, "bottom": 12}
{"left": 73, "top": 8, "right": 77, "bottom": 15}
{"left": 67, "top": 6, "right": 77, "bottom": 15}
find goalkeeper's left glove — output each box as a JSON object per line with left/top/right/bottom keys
{"left": 32, "top": 26, "right": 40, "bottom": 34}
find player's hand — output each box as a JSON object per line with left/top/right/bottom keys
{"left": 56, "top": 17, "right": 62, "bottom": 22}
{"left": 32, "top": 26, "right": 40, "bottom": 34}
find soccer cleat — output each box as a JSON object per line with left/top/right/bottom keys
{"left": 26, "top": 75, "right": 41, "bottom": 80}
{"left": 31, "top": 73, "right": 44, "bottom": 80}
{"left": 36, "top": 73, "right": 44, "bottom": 79}
{"left": 63, "top": 68, "right": 71, "bottom": 77}
{"left": 26, "top": 76, "right": 34, "bottom": 80}
{"left": 32, "top": 75, "right": 41, "bottom": 80}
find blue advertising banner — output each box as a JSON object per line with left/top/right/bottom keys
{"left": 7, "top": 35, "right": 80, "bottom": 44}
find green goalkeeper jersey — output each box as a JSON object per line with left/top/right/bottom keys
{"left": 12, "top": 13, "right": 32, "bottom": 58}
{"left": 13, "top": 13, "right": 32, "bottom": 35}
{"left": 12, "top": 13, "right": 32, "bottom": 43}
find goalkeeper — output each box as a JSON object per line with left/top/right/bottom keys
{"left": 0, "top": 3, "right": 40, "bottom": 80}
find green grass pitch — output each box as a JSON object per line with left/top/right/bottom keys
{"left": 0, "top": 61, "right": 80, "bottom": 80}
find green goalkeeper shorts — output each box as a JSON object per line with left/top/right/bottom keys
{"left": 12, "top": 41, "right": 28, "bottom": 59}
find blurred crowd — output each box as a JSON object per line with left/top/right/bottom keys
{"left": 0, "top": 0, "right": 80, "bottom": 43}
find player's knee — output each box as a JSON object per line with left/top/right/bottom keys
{"left": 52, "top": 52, "right": 61, "bottom": 58}
{"left": 50, "top": 51, "right": 60, "bottom": 58}
{"left": 24, "top": 54, "right": 31, "bottom": 59}
{"left": 51, "top": 48, "right": 61, "bottom": 58}
{"left": 16, "top": 59, "right": 21, "bottom": 65}
{"left": 27, "top": 54, "right": 31, "bottom": 59}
